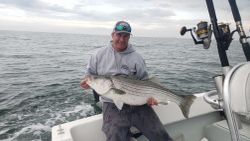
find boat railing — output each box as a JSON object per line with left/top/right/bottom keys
{"left": 203, "top": 90, "right": 223, "bottom": 110}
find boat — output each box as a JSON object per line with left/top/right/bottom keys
{"left": 51, "top": 0, "right": 250, "bottom": 141}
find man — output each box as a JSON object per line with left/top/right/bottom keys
{"left": 80, "top": 21, "right": 173, "bottom": 141}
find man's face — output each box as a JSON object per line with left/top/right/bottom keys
{"left": 111, "top": 32, "right": 130, "bottom": 52}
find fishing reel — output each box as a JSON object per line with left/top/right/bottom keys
{"left": 218, "top": 22, "right": 233, "bottom": 50}
{"left": 180, "top": 21, "right": 234, "bottom": 50}
{"left": 180, "top": 21, "right": 212, "bottom": 49}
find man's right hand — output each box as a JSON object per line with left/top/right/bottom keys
{"left": 80, "top": 80, "right": 90, "bottom": 89}
{"left": 147, "top": 97, "right": 158, "bottom": 106}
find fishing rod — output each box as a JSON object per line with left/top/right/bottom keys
{"left": 205, "top": 0, "right": 231, "bottom": 67}
{"left": 228, "top": 0, "right": 250, "bottom": 61}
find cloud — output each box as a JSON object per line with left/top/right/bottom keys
{"left": 0, "top": 0, "right": 74, "bottom": 18}
{"left": 0, "top": 0, "right": 249, "bottom": 37}
{"left": 0, "top": 0, "right": 62, "bottom": 12}
{"left": 109, "top": 8, "right": 175, "bottom": 22}
{"left": 0, "top": 0, "right": 175, "bottom": 21}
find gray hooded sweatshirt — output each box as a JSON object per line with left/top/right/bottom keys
{"left": 86, "top": 41, "right": 148, "bottom": 103}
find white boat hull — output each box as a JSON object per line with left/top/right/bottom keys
{"left": 52, "top": 96, "right": 227, "bottom": 141}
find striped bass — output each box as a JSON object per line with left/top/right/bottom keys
{"left": 84, "top": 75, "right": 196, "bottom": 118}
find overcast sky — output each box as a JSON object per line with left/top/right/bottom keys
{"left": 0, "top": 0, "right": 249, "bottom": 37}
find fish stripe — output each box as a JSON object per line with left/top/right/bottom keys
{"left": 112, "top": 77, "right": 184, "bottom": 103}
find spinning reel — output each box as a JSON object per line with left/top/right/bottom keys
{"left": 180, "top": 21, "right": 233, "bottom": 50}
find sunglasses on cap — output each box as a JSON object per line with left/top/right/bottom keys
{"left": 114, "top": 23, "right": 131, "bottom": 33}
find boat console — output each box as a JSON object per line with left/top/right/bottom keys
{"left": 202, "top": 62, "right": 250, "bottom": 141}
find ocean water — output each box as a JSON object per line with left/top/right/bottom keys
{"left": 0, "top": 30, "right": 247, "bottom": 141}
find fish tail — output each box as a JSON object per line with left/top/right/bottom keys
{"left": 179, "top": 95, "right": 196, "bottom": 118}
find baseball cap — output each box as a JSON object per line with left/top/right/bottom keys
{"left": 113, "top": 21, "right": 132, "bottom": 34}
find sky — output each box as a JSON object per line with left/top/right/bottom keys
{"left": 0, "top": 0, "right": 249, "bottom": 37}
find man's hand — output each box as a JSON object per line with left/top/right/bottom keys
{"left": 80, "top": 79, "right": 90, "bottom": 89}
{"left": 147, "top": 97, "right": 158, "bottom": 106}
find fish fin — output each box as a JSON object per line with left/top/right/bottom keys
{"left": 148, "top": 76, "right": 166, "bottom": 87}
{"left": 148, "top": 76, "right": 160, "bottom": 83}
{"left": 111, "top": 88, "right": 126, "bottom": 95}
{"left": 179, "top": 95, "right": 197, "bottom": 118}
{"left": 113, "top": 99, "right": 124, "bottom": 110}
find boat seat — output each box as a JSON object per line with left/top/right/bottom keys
{"left": 229, "top": 62, "right": 250, "bottom": 123}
